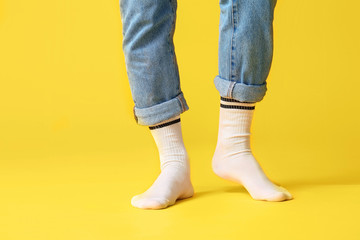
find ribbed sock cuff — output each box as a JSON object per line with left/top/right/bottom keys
{"left": 220, "top": 97, "right": 256, "bottom": 110}
{"left": 149, "top": 115, "right": 181, "bottom": 130}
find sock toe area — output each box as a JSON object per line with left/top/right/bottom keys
{"left": 265, "top": 192, "right": 289, "bottom": 202}
{"left": 277, "top": 186, "right": 293, "bottom": 200}
{"left": 251, "top": 186, "right": 292, "bottom": 202}
{"left": 130, "top": 194, "right": 143, "bottom": 204}
{"left": 131, "top": 196, "right": 170, "bottom": 209}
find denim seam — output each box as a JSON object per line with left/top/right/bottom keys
{"left": 169, "top": 0, "right": 178, "bottom": 72}
{"left": 168, "top": 0, "right": 175, "bottom": 59}
{"left": 228, "top": 81, "right": 236, "bottom": 98}
{"left": 229, "top": 0, "right": 234, "bottom": 82}
{"left": 176, "top": 95, "right": 185, "bottom": 112}
{"left": 133, "top": 106, "right": 138, "bottom": 123}
{"left": 230, "top": 0, "right": 238, "bottom": 81}
{"left": 228, "top": 0, "right": 237, "bottom": 98}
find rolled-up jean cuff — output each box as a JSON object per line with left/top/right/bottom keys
{"left": 133, "top": 92, "right": 189, "bottom": 126}
{"left": 214, "top": 75, "right": 267, "bottom": 103}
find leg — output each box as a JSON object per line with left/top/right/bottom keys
{"left": 120, "top": 0, "right": 188, "bottom": 126}
{"left": 119, "top": 0, "right": 193, "bottom": 209}
{"left": 212, "top": 0, "right": 293, "bottom": 201}
{"left": 214, "top": 0, "right": 277, "bottom": 102}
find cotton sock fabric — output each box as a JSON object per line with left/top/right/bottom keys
{"left": 131, "top": 115, "right": 194, "bottom": 209}
{"left": 212, "top": 97, "right": 293, "bottom": 201}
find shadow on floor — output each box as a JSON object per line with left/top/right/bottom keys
{"left": 281, "top": 174, "right": 360, "bottom": 189}
{"left": 169, "top": 173, "right": 360, "bottom": 208}
{"left": 182, "top": 173, "right": 360, "bottom": 201}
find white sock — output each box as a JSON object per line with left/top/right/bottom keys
{"left": 212, "top": 97, "right": 293, "bottom": 201}
{"left": 131, "top": 115, "right": 194, "bottom": 209}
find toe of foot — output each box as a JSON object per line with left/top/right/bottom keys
{"left": 253, "top": 190, "right": 293, "bottom": 202}
{"left": 131, "top": 197, "right": 170, "bottom": 209}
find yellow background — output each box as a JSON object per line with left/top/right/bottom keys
{"left": 1, "top": 0, "right": 359, "bottom": 239}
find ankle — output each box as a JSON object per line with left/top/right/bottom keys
{"left": 160, "top": 153, "right": 190, "bottom": 172}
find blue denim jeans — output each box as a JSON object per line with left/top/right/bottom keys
{"left": 120, "top": 0, "right": 277, "bottom": 126}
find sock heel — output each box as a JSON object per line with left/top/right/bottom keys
{"left": 178, "top": 182, "right": 194, "bottom": 200}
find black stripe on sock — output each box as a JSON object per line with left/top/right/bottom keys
{"left": 220, "top": 96, "right": 255, "bottom": 104}
{"left": 149, "top": 118, "right": 180, "bottom": 130}
{"left": 220, "top": 103, "right": 255, "bottom": 110}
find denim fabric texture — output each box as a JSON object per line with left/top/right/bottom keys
{"left": 120, "top": 0, "right": 277, "bottom": 126}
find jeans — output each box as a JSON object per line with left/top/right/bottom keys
{"left": 119, "top": 0, "right": 277, "bottom": 126}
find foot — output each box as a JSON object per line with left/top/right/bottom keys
{"left": 212, "top": 97, "right": 293, "bottom": 202}
{"left": 131, "top": 115, "right": 194, "bottom": 209}
{"left": 212, "top": 147, "right": 292, "bottom": 201}
{"left": 131, "top": 163, "right": 194, "bottom": 209}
